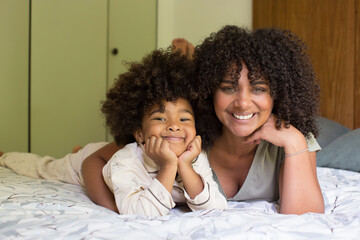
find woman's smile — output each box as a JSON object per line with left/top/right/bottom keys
{"left": 232, "top": 112, "right": 255, "bottom": 120}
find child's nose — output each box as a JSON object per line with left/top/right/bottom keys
{"left": 167, "top": 122, "right": 180, "bottom": 132}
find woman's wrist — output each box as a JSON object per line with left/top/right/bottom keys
{"left": 284, "top": 147, "right": 309, "bottom": 158}
{"left": 283, "top": 130, "right": 308, "bottom": 156}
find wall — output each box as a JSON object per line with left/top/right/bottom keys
{"left": 157, "top": 0, "right": 252, "bottom": 48}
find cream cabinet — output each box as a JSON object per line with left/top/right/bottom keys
{"left": 0, "top": 0, "right": 29, "bottom": 152}
{"left": 1, "top": 0, "right": 156, "bottom": 157}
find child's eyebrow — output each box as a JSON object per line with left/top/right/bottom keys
{"left": 148, "top": 108, "right": 194, "bottom": 117}
{"left": 180, "top": 109, "right": 194, "bottom": 116}
{"left": 148, "top": 109, "right": 163, "bottom": 116}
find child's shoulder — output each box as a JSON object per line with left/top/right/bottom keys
{"left": 109, "top": 142, "right": 139, "bottom": 162}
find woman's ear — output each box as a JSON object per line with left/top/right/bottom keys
{"left": 133, "top": 130, "right": 144, "bottom": 144}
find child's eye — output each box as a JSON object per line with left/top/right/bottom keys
{"left": 153, "top": 117, "right": 166, "bottom": 122}
{"left": 180, "top": 118, "right": 191, "bottom": 122}
{"left": 220, "top": 86, "right": 237, "bottom": 94}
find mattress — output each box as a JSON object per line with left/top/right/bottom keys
{"left": 0, "top": 166, "right": 359, "bottom": 239}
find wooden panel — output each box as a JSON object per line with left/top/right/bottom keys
{"left": 355, "top": 0, "right": 360, "bottom": 128}
{"left": 253, "top": 0, "right": 356, "bottom": 129}
{"left": 0, "top": 0, "right": 29, "bottom": 152}
{"left": 31, "top": 0, "right": 108, "bottom": 157}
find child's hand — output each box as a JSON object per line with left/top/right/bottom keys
{"left": 144, "top": 136, "right": 178, "bottom": 168}
{"left": 178, "top": 135, "right": 202, "bottom": 167}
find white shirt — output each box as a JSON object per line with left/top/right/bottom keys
{"left": 102, "top": 142, "right": 227, "bottom": 216}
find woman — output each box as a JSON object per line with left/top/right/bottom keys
{"left": 193, "top": 26, "right": 324, "bottom": 214}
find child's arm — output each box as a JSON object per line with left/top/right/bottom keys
{"left": 103, "top": 143, "right": 177, "bottom": 216}
{"left": 177, "top": 135, "right": 203, "bottom": 198}
{"left": 144, "top": 136, "right": 178, "bottom": 193}
{"left": 178, "top": 136, "right": 228, "bottom": 210}
{"left": 81, "top": 141, "right": 122, "bottom": 212}
{"left": 243, "top": 114, "right": 324, "bottom": 214}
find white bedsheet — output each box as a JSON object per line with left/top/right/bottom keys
{"left": 0, "top": 166, "right": 359, "bottom": 239}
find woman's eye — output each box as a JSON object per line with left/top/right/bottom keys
{"left": 220, "top": 86, "right": 237, "bottom": 93}
{"left": 253, "top": 87, "right": 267, "bottom": 94}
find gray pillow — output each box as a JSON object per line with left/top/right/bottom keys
{"left": 316, "top": 116, "right": 350, "bottom": 148}
{"left": 317, "top": 128, "right": 360, "bottom": 172}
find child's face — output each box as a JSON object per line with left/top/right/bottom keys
{"left": 137, "top": 98, "right": 196, "bottom": 156}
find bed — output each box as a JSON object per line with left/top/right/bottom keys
{"left": 2, "top": 116, "right": 360, "bottom": 239}
{"left": 1, "top": 165, "right": 360, "bottom": 240}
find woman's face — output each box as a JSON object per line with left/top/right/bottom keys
{"left": 213, "top": 64, "right": 273, "bottom": 138}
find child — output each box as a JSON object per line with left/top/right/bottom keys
{"left": 0, "top": 49, "right": 227, "bottom": 216}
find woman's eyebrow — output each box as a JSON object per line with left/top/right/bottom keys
{"left": 220, "top": 79, "right": 236, "bottom": 84}
{"left": 252, "top": 80, "right": 268, "bottom": 85}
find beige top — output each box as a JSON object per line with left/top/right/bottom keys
{"left": 212, "top": 133, "right": 321, "bottom": 202}
{"left": 102, "top": 142, "right": 227, "bottom": 216}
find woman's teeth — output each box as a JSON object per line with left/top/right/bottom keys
{"left": 233, "top": 113, "right": 254, "bottom": 120}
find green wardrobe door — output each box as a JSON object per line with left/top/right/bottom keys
{"left": 0, "top": 0, "right": 29, "bottom": 152}
{"left": 107, "top": 0, "right": 157, "bottom": 88}
{"left": 31, "top": 0, "right": 107, "bottom": 158}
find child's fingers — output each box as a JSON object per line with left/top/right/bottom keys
{"left": 193, "top": 135, "right": 202, "bottom": 150}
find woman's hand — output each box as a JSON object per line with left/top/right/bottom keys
{"left": 243, "top": 114, "right": 306, "bottom": 152}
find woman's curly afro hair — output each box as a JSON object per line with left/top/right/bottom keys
{"left": 193, "top": 25, "right": 320, "bottom": 150}
{"left": 102, "top": 48, "right": 196, "bottom": 146}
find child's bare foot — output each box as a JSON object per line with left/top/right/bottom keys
{"left": 171, "top": 38, "right": 194, "bottom": 59}
{"left": 72, "top": 145, "right": 82, "bottom": 153}
{"left": 0, "top": 151, "right": 3, "bottom": 157}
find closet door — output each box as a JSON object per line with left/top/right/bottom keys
{"left": 0, "top": 0, "right": 29, "bottom": 152}
{"left": 107, "top": 0, "right": 157, "bottom": 87}
{"left": 31, "top": 0, "right": 108, "bottom": 157}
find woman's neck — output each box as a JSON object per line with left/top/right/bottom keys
{"left": 214, "top": 128, "right": 257, "bottom": 156}
{"left": 209, "top": 128, "right": 258, "bottom": 171}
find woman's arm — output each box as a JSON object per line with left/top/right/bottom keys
{"left": 81, "top": 141, "right": 122, "bottom": 212}
{"left": 244, "top": 115, "right": 324, "bottom": 214}
{"left": 279, "top": 149, "right": 324, "bottom": 214}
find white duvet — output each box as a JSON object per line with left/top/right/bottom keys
{"left": 0, "top": 166, "right": 359, "bottom": 240}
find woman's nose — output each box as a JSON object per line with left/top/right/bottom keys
{"left": 233, "top": 90, "right": 251, "bottom": 109}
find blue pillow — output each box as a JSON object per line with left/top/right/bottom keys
{"left": 316, "top": 116, "right": 350, "bottom": 148}
{"left": 317, "top": 128, "right": 360, "bottom": 172}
